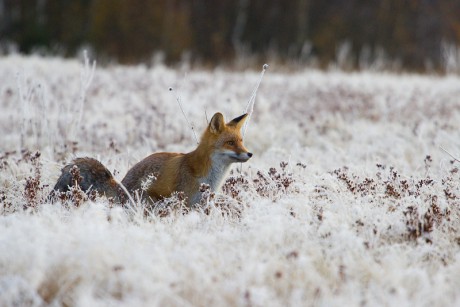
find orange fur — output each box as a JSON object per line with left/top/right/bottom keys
{"left": 121, "top": 112, "right": 252, "bottom": 205}
{"left": 53, "top": 112, "right": 252, "bottom": 206}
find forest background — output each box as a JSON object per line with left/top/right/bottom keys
{"left": 2, "top": 0, "right": 460, "bottom": 72}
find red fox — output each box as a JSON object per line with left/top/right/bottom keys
{"left": 52, "top": 112, "right": 252, "bottom": 206}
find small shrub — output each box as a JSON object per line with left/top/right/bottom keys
{"left": 23, "top": 151, "right": 45, "bottom": 211}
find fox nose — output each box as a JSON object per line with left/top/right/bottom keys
{"left": 247, "top": 152, "right": 253, "bottom": 158}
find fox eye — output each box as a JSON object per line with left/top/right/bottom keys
{"left": 226, "top": 140, "right": 235, "bottom": 146}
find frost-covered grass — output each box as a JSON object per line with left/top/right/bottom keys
{"left": 1, "top": 54, "right": 460, "bottom": 306}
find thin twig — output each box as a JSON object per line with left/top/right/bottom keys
{"left": 242, "top": 63, "right": 268, "bottom": 137}
{"left": 440, "top": 146, "right": 460, "bottom": 163}
{"left": 76, "top": 50, "right": 96, "bottom": 133}
{"left": 116, "top": 179, "right": 138, "bottom": 214}
{"left": 169, "top": 87, "right": 199, "bottom": 144}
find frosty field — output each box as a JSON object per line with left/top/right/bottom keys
{"left": 1, "top": 54, "right": 460, "bottom": 306}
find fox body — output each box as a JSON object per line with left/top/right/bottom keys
{"left": 52, "top": 112, "right": 252, "bottom": 206}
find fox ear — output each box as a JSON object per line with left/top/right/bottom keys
{"left": 209, "top": 112, "right": 225, "bottom": 134}
{"left": 227, "top": 113, "right": 248, "bottom": 129}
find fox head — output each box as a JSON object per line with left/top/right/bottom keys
{"left": 201, "top": 112, "right": 253, "bottom": 163}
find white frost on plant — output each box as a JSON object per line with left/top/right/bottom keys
{"left": 0, "top": 55, "right": 460, "bottom": 306}
{"left": 242, "top": 63, "right": 268, "bottom": 138}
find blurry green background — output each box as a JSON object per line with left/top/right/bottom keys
{"left": 1, "top": 0, "right": 459, "bottom": 71}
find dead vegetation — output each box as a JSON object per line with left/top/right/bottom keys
{"left": 331, "top": 159, "right": 456, "bottom": 242}
{"left": 1, "top": 57, "right": 460, "bottom": 305}
{"left": 4, "top": 152, "right": 459, "bottom": 247}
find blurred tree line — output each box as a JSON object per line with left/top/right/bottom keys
{"left": 1, "top": 0, "right": 459, "bottom": 71}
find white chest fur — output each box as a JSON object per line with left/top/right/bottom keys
{"left": 190, "top": 152, "right": 232, "bottom": 205}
